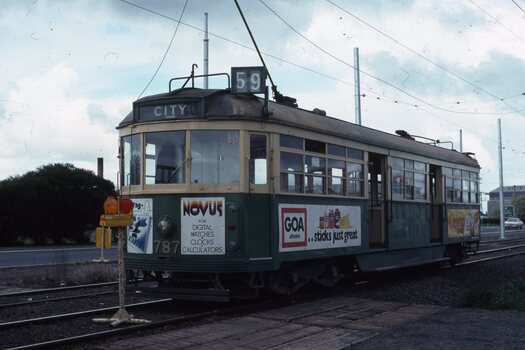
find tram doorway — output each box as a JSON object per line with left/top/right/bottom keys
{"left": 368, "top": 153, "right": 386, "bottom": 248}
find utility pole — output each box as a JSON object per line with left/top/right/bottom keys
{"left": 203, "top": 12, "right": 209, "bottom": 89}
{"left": 354, "top": 47, "right": 361, "bottom": 125}
{"left": 498, "top": 118, "right": 505, "bottom": 240}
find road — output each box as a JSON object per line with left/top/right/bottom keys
{"left": 0, "top": 245, "right": 117, "bottom": 268}
{"left": 0, "top": 226, "right": 513, "bottom": 269}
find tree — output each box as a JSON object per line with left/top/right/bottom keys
{"left": 0, "top": 163, "right": 116, "bottom": 245}
{"left": 512, "top": 195, "right": 525, "bottom": 220}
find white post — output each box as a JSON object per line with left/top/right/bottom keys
{"left": 459, "top": 129, "right": 463, "bottom": 153}
{"left": 354, "top": 47, "right": 361, "bottom": 126}
{"left": 203, "top": 12, "right": 209, "bottom": 89}
{"left": 498, "top": 119, "right": 505, "bottom": 240}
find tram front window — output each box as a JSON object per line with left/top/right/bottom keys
{"left": 145, "top": 131, "right": 186, "bottom": 184}
{"left": 123, "top": 134, "right": 141, "bottom": 186}
{"left": 190, "top": 130, "right": 240, "bottom": 184}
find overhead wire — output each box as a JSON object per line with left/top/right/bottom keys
{"left": 259, "top": 0, "right": 524, "bottom": 117}
{"left": 326, "top": 0, "right": 525, "bottom": 118}
{"left": 135, "top": 0, "right": 189, "bottom": 99}
{"left": 511, "top": 0, "right": 525, "bottom": 15}
{"left": 119, "top": 0, "right": 525, "bottom": 154}
{"left": 467, "top": 0, "right": 525, "bottom": 45}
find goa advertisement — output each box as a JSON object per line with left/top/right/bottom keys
{"left": 181, "top": 197, "right": 225, "bottom": 255}
{"left": 127, "top": 198, "right": 153, "bottom": 254}
{"left": 278, "top": 203, "right": 361, "bottom": 252}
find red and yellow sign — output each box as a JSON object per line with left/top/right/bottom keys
{"left": 447, "top": 209, "right": 480, "bottom": 238}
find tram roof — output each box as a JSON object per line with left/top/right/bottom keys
{"left": 119, "top": 88, "right": 479, "bottom": 169}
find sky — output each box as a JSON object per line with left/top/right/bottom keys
{"left": 1, "top": 0, "right": 524, "bottom": 211}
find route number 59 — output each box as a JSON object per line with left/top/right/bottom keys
{"left": 231, "top": 66, "right": 267, "bottom": 94}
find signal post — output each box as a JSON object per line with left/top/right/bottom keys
{"left": 93, "top": 196, "right": 150, "bottom": 326}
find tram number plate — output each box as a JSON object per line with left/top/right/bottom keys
{"left": 153, "top": 240, "right": 180, "bottom": 254}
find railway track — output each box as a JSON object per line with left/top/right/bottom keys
{"left": 0, "top": 282, "right": 118, "bottom": 309}
{"left": 3, "top": 238, "right": 525, "bottom": 350}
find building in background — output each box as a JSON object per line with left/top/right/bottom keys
{"left": 487, "top": 185, "right": 525, "bottom": 217}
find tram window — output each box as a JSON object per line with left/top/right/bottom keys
{"left": 454, "top": 179, "right": 462, "bottom": 202}
{"left": 347, "top": 162, "right": 364, "bottom": 196}
{"left": 190, "top": 130, "right": 239, "bottom": 184}
{"left": 280, "top": 135, "right": 303, "bottom": 149}
{"left": 414, "top": 161, "right": 426, "bottom": 172}
{"left": 281, "top": 152, "right": 303, "bottom": 172}
{"left": 280, "top": 173, "right": 303, "bottom": 193}
{"left": 327, "top": 144, "right": 345, "bottom": 157}
{"left": 250, "top": 134, "right": 267, "bottom": 185}
{"left": 328, "top": 159, "right": 344, "bottom": 195}
{"left": 471, "top": 180, "right": 478, "bottom": 203}
{"left": 405, "top": 172, "right": 414, "bottom": 199}
{"left": 414, "top": 173, "right": 426, "bottom": 200}
{"left": 391, "top": 157, "right": 404, "bottom": 168}
{"left": 305, "top": 156, "right": 326, "bottom": 194}
{"left": 145, "top": 131, "right": 185, "bottom": 184}
{"left": 123, "top": 134, "right": 141, "bottom": 186}
{"left": 392, "top": 169, "right": 404, "bottom": 199}
{"left": 280, "top": 152, "right": 303, "bottom": 193}
{"left": 305, "top": 139, "right": 326, "bottom": 154}
{"left": 305, "top": 156, "right": 325, "bottom": 174}
{"left": 445, "top": 177, "right": 454, "bottom": 202}
{"left": 405, "top": 159, "right": 414, "bottom": 170}
{"left": 347, "top": 148, "right": 364, "bottom": 160}
{"left": 462, "top": 179, "right": 470, "bottom": 203}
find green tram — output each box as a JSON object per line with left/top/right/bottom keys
{"left": 119, "top": 69, "right": 480, "bottom": 301}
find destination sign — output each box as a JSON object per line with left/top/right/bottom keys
{"left": 138, "top": 101, "right": 201, "bottom": 121}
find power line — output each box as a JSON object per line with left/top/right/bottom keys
{"left": 118, "top": 0, "right": 525, "bottom": 153}
{"left": 120, "top": 0, "right": 522, "bottom": 117}
{"left": 134, "top": 0, "right": 189, "bottom": 99}
{"left": 511, "top": 0, "right": 525, "bottom": 14}
{"left": 327, "top": 0, "right": 525, "bottom": 118}
{"left": 467, "top": 0, "right": 525, "bottom": 44}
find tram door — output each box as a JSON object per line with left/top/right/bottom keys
{"left": 368, "top": 153, "right": 386, "bottom": 248}
{"left": 429, "top": 165, "right": 442, "bottom": 242}
{"left": 246, "top": 132, "right": 271, "bottom": 258}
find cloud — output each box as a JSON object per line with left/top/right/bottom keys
{"left": 0, "top": 63, "right": 126, "bottom": 181}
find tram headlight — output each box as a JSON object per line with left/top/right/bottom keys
{"left": 157, "top": 216, "right": 174, "bottom": 237}
{"left": 228, "top": 240, "right": 240, "bottom": 252}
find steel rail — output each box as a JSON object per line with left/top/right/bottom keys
{"left": 458, "top": 249, "right": 525, "bottom": 266}
{"left": 4, "top": 299, "right": 276, "bottom": 350}
{"left": 0, "top": 281, "right": 118, "bottom": 298}
{"left": 476, "top": 243, "right": 525, "bottom": 255}
{"left": 0, "top": 290, "right": 115, "bottom": 309}
{"left": 0, "top": 299, "right": 171, "bottom": 330}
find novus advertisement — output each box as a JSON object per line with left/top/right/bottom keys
{"left": 278, "top": 204, "right": 361, "bottom": 252}
{"left": 181, "top": 197, "right": 225, "bottom": 255}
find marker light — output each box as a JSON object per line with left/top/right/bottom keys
{"left": 119, "top": 197, "right": 134, "bottom": 214}
{"left": 103, "top": 196, "right": 118, "bottom": 215}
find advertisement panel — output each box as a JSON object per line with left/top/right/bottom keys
{"left": 127, "top": 198, "right": 153, "bottom": 254}
{"left": 181, "top": 197, "right": 225, "bottom": 255}
{"left": 447, "top": 209, "right": 480, "bottom": 238}
{"left": 278, "top": 204, "right": 361, "bottom": 252}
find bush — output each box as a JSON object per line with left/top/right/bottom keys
{"left": 0, "top": 163, "right": 116, "bottom": 245}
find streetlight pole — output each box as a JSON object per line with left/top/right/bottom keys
{"left": 498, "top": 118, "right": 505, "bottom": 240}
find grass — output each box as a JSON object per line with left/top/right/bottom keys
{"left": 464, "top": 278, "right": 525, "bottom": 310}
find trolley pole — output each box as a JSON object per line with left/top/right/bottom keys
{"left": 498, "top": 119, "right": 505, "bottom": 240}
